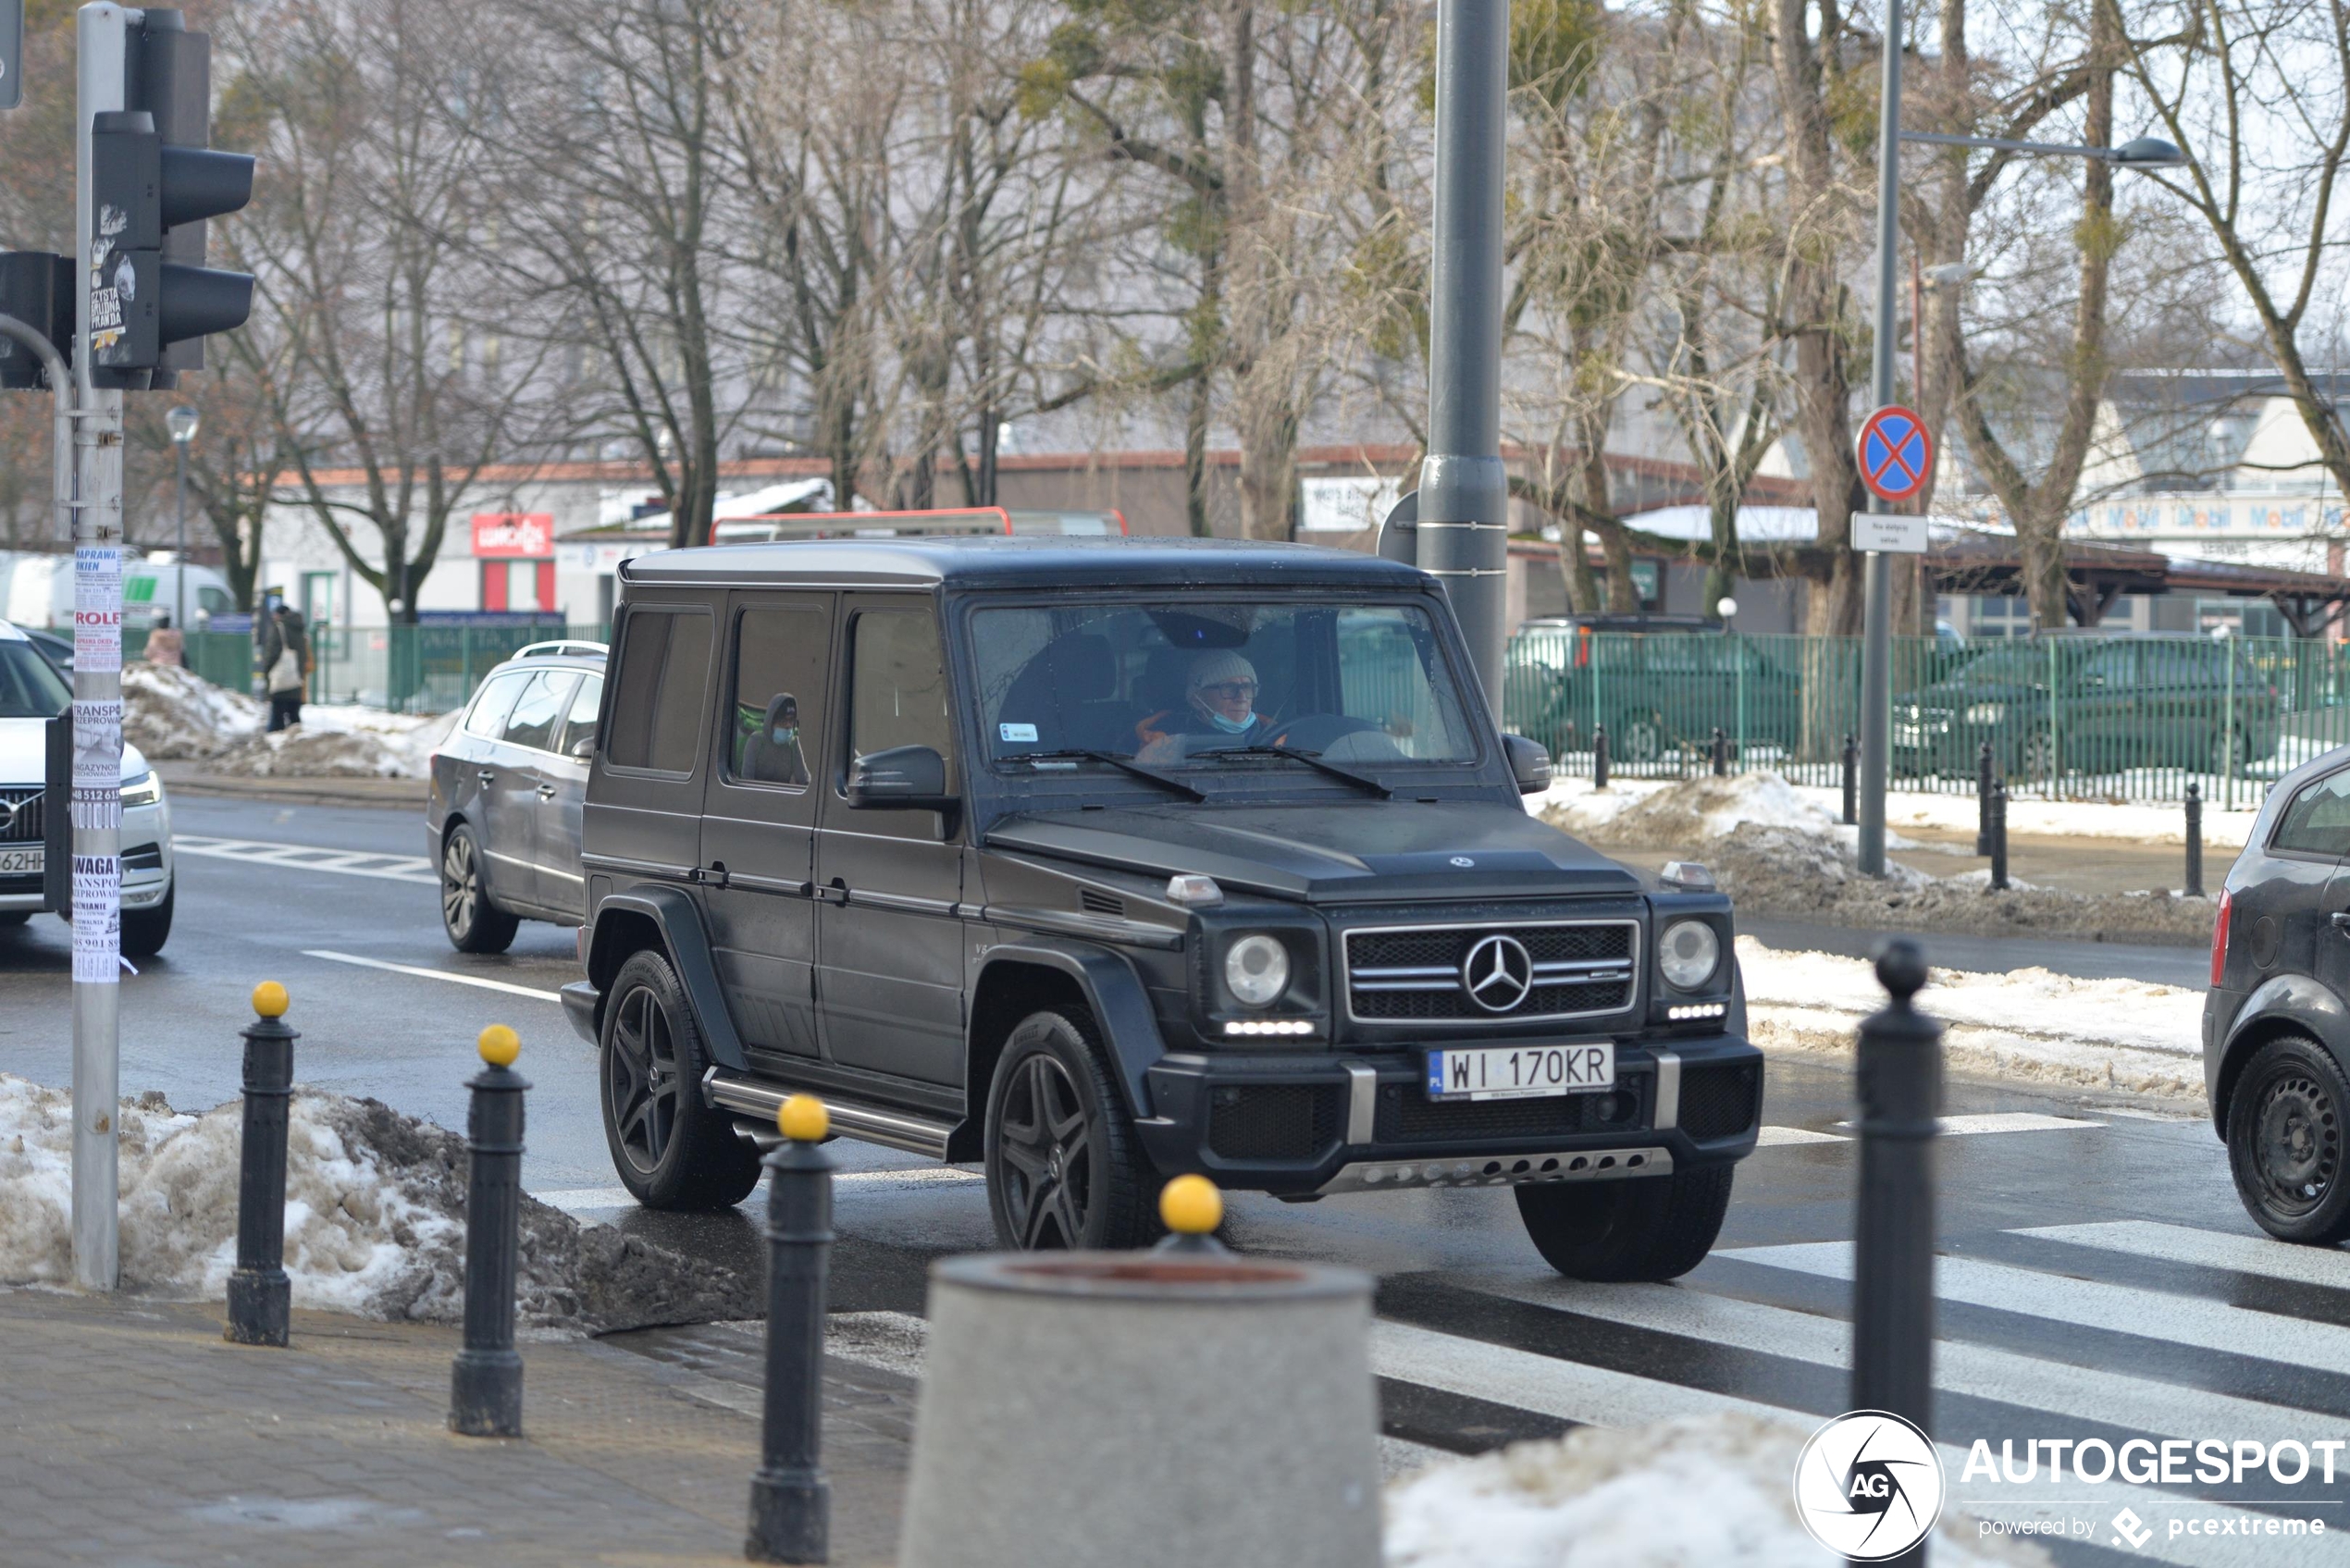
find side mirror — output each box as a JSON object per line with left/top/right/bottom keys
{"left": 1503, "top": 733, "right": 1552, "bottom": 796}
{"left": 568, "top": 732, "right": 596, "bottom": 759}
{"left": 846, "top": 744, "right": 955, "bottom": 810}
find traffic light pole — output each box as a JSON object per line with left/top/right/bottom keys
{"left": 71, "top": 0, "right": 129, "bottom": 1292}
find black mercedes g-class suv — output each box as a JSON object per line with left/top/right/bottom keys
{"left": 559, "top": 537, "right": 1762, "bottom": 1280}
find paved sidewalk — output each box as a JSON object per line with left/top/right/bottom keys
{"left": 157, "top": 762, "right": 430, "bottom": 809}
{"left": 0, "top": 1287, "right": 909, "bottom": 1567}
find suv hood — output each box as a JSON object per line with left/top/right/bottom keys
{"left": 0, "top": 717, "right": 148, "bottom": 786}
{"left": 984, "top": 800, "right": 1639, "bottom": 902}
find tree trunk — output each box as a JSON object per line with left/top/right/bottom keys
{"left": 1185, "top": 370, "right": 1213, "bottom": 537}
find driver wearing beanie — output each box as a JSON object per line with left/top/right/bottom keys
{"left": 1137, "top": 648, "right": 1277, "bottom": 757}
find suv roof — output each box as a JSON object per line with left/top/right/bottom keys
{"left": 618, "top": 536, "right": 1434, "bottom": 591}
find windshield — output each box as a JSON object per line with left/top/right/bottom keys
{"left": 969, "top": 599, "right": 1478, "bottom": 772}
{"left": 0, "top": 640, "right": 68, "bottom": 719}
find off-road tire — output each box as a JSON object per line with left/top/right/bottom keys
{"left": 440, "top": 823, "right": 520, "bottom": 955}
{"left": 1515, "top": 1164, "right": 1736, "bottom": 1282}
{"left": 600, "top": 948, "right": 762, "bottom": 1210}
{"left": 2227, "top": 1034, "right": 2350, "bottom": 1244}
{"left": 983, "top": 1007, "right": 1158, "bottom": 1251}
{"left": 120, "top": 880, "right": 173, "bottom": 959}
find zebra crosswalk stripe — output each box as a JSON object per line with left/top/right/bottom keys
{"left": 2019, "top": 1219, "right": 2350, "bottom": 1290}
{"left": 173, "top": 833, "right": 439, "bottom": 885}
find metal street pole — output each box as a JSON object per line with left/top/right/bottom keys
{"left": 1419, "top": 0, "right": 1509, "bottom": 721}
{"left": 71, "top": 0, "right": 130, "bottom": 1291}
{"left": 1856, "top": 0, "right": 1904, "bottom": 879}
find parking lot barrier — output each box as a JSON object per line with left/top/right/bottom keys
{"left": 225, "top": 982, "right": 296, "bottom": 1348}
{"left": 2185, "top": 783, "right": 2204, "bottom": 898}
{"left": 1990, "top": 780, "right": 2009, "bottom": 892}
{"left": 1842, "top": 734, "right": 1858, "bottom": 825}
{"left": 450, "top": 1025, "right": 528, "bottom": 1438}
{"left": 1975, "top": 741, "right": 1994, "bottom": 857}
{"left": 1710, "top": 727, "right": 1728, "bottom": 776}
{"left": 1592, "top": 723, "right": 1609, "bottom": 790}
{"left": 1153, "top": 1174, "right": 1230, "bottom": 1254}
{"left": 1851, "top": 939, "right": 1944, "bottom": 1437}
{"left": 747, "top": 1093, "right": 835, "bottom": 1564}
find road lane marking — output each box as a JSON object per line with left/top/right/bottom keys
{"left": 1756, "top": 1125, "right": 1844, "bottom": 1146}
{"left": 1714, "top": 1239, "right": 2350, "bottom": 1364}
{"left": 176, "top": 833, "right": 438, "bottom": 885}
{"left": 2018, "top": 1220, "right": 2350, "bottom": 1290}
{"left": 303, "top": 948, "right": 563, "bottom": 1002}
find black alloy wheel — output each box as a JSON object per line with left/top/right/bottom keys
{"left": 439, "top": 824, "right": 518, "bottom": 955}
{"left": 2228, "top": 1035, "right": 2350, "bottom": 1244}
{"left": 984, "top": 1008, "right": 1155, "bottom": 1251}
{"left": 598, "top": 948, "right": 761, "bottom": 1210}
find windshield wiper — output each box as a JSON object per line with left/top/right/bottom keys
{"left": 1203, "top": 743, "right": 1391, "bottom": 798}
{"left": 1016, "top": 748, "right": 1208, "bottom": 803}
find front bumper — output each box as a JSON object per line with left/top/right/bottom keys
{"left": 1133, "top": 1033, "right": 1764, "bottom": 1197}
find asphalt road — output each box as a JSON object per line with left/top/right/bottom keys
{"left": 2, "top": 794, "right": 2336, "bottom": 1565}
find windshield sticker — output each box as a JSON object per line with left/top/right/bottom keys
{"left": 999, "top": 722, "right": 1039, "bottom": 743}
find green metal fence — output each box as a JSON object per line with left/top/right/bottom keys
{"left": 1501, "top": 629, "right": 2344, "bottom": 809}
{"left": 130, "top": 623, "right": 609, "bottom": 715}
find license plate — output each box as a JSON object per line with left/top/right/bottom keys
{"left": 0, "top": 847, "right": 42, "bottom": 875}
{"left": 1426, "top": 1042, "right": 1614, "bottom": 1102}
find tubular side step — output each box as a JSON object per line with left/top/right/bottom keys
{"left": 705, "top": 1070, "right": 957, "bottom": 1161}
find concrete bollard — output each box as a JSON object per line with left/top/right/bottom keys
{"left": 1592, "top": 723, "right": 1609, "bottom": 790}
{"left": 1842, "top": 734, "right": 1859, "bottom": 826}
{"left": 225, "top": 981, "right": 296, "bottom": 1348}
{"left": 450, "top": 1025, "right": 528, "bottom": 1438}
{"left": 747, "top": 1094, "right": 836, "bottom": 1564}
{"left": 897, "top": 1181, "right": 1380, "bottom": 1568}
{"left": 1989, "top": 781, "right": 2010, "bottom": 892}
{"left": 1851, "top": 940, "right": 1944, "bottom": 1443}
{"left": 2185, "top": 783, "right": 2204, "bottom": 898}
{"left": 1710, "top": 726, "right": 1728, "bottom": 776}
{"left": 1974, "top": 741, "right": 1995, "bottom": 857}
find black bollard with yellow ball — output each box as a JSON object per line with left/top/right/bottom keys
{"left": 226, "top": 982, "right": 297, "bottom": 1347}
{"left": 1153, "top": 1173, "right": 1231, "bottom": 1254}
{"left": 451, "top": 1024, "right": 530, "bottom": 1438}
{"left": 748, "top": 1093, "right": 836, "bottom": 1563}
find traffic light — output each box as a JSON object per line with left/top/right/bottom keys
{"left": 84, "top": 9, "right": 254, "bottom": 390}
{"left": 0, "top": 251, "right": 71, "bottom": 389}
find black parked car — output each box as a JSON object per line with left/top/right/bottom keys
{"left": 427, "top": 641, "right": 608, "bottom": 951}
{"left": 1503, "top": 618, "right": 1800, "bottom": 763}
{"left": 562, "top": 537, "right": 1763, "bottom": 1279}
{"left": 2207, "top": 747, "right": 2350, "bottom": 1242}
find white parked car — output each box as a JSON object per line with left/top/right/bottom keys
{"left": 0, "top": 619, "right": 174, "bottom": 956}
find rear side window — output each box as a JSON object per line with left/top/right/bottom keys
{"left": 607, "top": 608, "right": 713, "bottom": 772}
{"left": 729, "top": 606, "right": 828, "bottom": 786}
{"left": 500, "top": 671, "right": 577, "bottom": 753}
{"left": 2272, "top": 771, "right": 2350, "bottom": 858}
{"left": 464, "top": 671, "right": 530, "bottom": 737}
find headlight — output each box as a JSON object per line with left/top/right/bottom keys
{"left": 120, "top": 772, "right": 161, "bottom": 808}
{"left": 1223, "top": 933, "right": 1291, "bottom": 1007}
{"left": 1658, "top": 919, "right": 1721, "bottom": 991}
{"left": 1964, "top": 702, "right": 2005, "bottom": 726}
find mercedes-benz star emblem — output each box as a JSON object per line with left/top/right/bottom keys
{"left": 1460, "top": 933, "right": 1534, "bottom": 1013}
{"left": 0, "top": 797, "right": 17, "bottom": 834}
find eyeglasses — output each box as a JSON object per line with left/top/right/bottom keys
{"left": 1199, "top": 681, "right": 1257, "bottom": 699}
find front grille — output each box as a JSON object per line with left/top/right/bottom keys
{"left": 1376, "top": 1078, "right": 1647, "bottom": 1143}
{"left": 0, "top": 790, "right": 39, "bottom": 844}
{"left": 1207, "top": 1083, "right": 1340, "bottom": 1163}
{"left": 1679, "top": 1062, "right": 1761, "bottom": 1139}
{"left": 1346, "top": 920, "right": 1638, "bottom": 1024}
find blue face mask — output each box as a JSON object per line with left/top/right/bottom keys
{"left": 1206, "top": 708, "right": 1253, "bottom": 735}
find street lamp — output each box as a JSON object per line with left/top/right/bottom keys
{"left": 166, "top": 405, "right": 200, "bottom": 642}
{"left": 1852, "top": 9, "right": 2189, "bottom": 878}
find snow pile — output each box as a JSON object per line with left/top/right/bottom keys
{"left": 0, "top": 1074, "right": 759, "bottom": 1330}
{"left": 1740, "top": 936, "right": 2205, "bottom": 1097}
{"left": 119, "top": 660, "right": 454, "bottom": 778}
{"left": 1383, "top": 1413, "right": 2049, "bottom": 1568}
{"left": 1544, "top": 771, "right": 1845, "bottom": 848}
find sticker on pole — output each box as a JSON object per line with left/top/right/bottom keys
{"left": 1856, "top": 406, "right": 1932, "bottom": 504}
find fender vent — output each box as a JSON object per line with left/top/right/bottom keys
{"left": 1080, "top": 889, "right": 1125, "bottom": 918}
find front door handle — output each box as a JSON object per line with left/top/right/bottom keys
{"left": 819, "top": 877, "right": 849, "bottom": 905}
{"left": 537, "top": 784, "right": 557, "bottom": 799}
{"left": 477, "top": 769, "right": 496, "bottom": 785}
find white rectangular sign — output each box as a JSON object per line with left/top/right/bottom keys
{"left": 1853, "top": 512, "right": 1929, "bottom": 555}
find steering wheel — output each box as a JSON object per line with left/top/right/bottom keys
{"left": 1266, "top": 713, "right": 1380, "bottom": 751}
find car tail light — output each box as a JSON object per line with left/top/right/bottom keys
{"left": 2210, "top": 887, "right": 2232, "bottom": 987}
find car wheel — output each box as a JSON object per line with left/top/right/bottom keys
{"left": 600, "top": 948, "right": 763, "bottom": 1210}
{"left": 121, "top": 880, "right": 173, "bottom": 959}
{"left": 983, "top": 1007, "right": 1156, "bottom": 1251}
{"left": 1515, "top": 1164, "right": 1735, "bottom": 1282}
{"left": 1614, "top": 716, "right": 1665, "bottom": 764}
{"left": 2227, "top": 1035, "right": 2350, "bottom": 1244}
{"left": 2208, "top": 728, "right": 2246, "bottom": 777}
{"left": 2021, "top": 730, "right": 2056, "bottom": 783}
{"left": 440, "top": 823, "right": 519, "bottom": 955}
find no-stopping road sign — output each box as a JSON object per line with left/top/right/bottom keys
{"left": 1856, "top": 405, "right": 1932, "bottom": 505}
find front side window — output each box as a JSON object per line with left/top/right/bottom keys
{"left": 729, "top": 606, "right": 828, "bottom": 786}
{"left": 607, "top": 607, "right": 713, "bottom": 772}
{"left": 969, "top": 599, "right": 1476, "bottom": 772}
{"left": 849, "top": 609, "right": 954, "bottom": 778}
{"left": 2273, "top": 771, "right": 2350, "bottom": 858}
